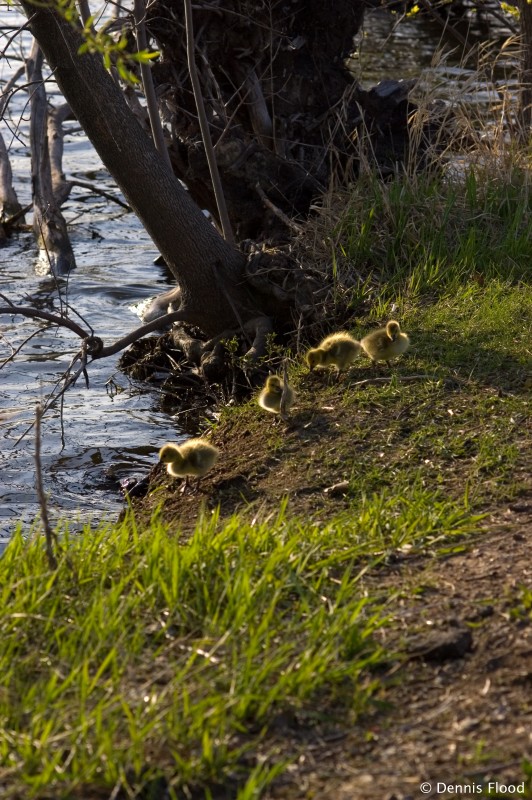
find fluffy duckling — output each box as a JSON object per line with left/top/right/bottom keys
{"left": 306, "top": 332, "right": 362, "bottom": 376}
{"left": 361, "top": 320, "right": 410, "bottom": 367}
{"left": 258, "top": 375, "right": 295, "bottom": 419}
{"left": 159, "top": 437, "right": 219, "bottom": 491}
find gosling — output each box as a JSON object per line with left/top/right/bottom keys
{"left": 306, "top": 332, "right": 362, "bottom": 377}
{"left": 361, "top": 320, "right": 410, "bottom": 367}
{"left": 159, "top": 437, "right": 219, "bottom": 491}
{"left": 258, "top": 375, "right": 295, "bottom": 419}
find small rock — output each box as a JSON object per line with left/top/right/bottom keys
{"left": 324, "top": 480, "right": 350, "bottom": 496}
{"left": 407, "top": 626, "right": 473, "bottom": 662}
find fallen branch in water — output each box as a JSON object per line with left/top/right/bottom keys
{"left": 69, "top": 180, "right": 131, "bottom": 210}
{"left": 0, "top": 301, "right": 191, "bottom": 359}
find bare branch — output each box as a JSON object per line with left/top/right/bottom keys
{"left": 0, "top": 302, "right": 192, "bottom": 360}
{"left": 255, "top": 182, "right": 304, "bottom": 234}
{"left": 34, "top": 403, "right": 58, "bottom": 571}
{"left": 133, "top": 0, "right": 173, "bottom": 172}
{"left": 26, "top": 41, "right": 75, "bottom": 272}
{"left": 2, "top": 202, "right": 33, "bottom": 231}
{"left": 95, "top": 309, "right": 190, "bottom": 357}
{"left": 0, "top": 130, "right": 24, "bottom": 221}
{"left": 0, "top": 305, "right": 90, "bottom": 339}
{"left": 77, "top": 0, "right": 92, "bottom": 27}
{"left": 69, "top": 179, "right": 131, "bottom": 210}
{"left": 183, "top": 0, "right": 234, "bottom": 244}
{"left": 47, "top": 102, "right": 73, "bottom": 206}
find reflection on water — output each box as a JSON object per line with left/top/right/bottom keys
{"left": 0, "top": 3, "right": 515, "bottom": 545}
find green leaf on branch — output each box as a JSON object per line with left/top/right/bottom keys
{"left": 76, "top": 20, "right": 159, "bottom": 86}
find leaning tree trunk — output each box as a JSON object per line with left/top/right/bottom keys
{"left": 19, "top": 0, "right": 250, "bottom": 336}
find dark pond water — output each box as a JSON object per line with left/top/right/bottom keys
{"left": 0, "top": 3, "right": 515, "bottom": 545}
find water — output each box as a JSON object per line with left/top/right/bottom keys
{"left": 0, "top": 5, "right": 183, "bottom": 543}
{"left": 0, "top": 210, "right": 183, "bottom": 545}
{"left": 0, "top": 2, "right": 515, "bottom": 545}
{"left": 353, "top": 7, "right": 518, "bottom": 111}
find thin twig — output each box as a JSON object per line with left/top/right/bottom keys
{"left": 0, "top": 65, "right": 26, "bottom": 117}
{"left": 0, "top": 327, "right": 48, "bottom": 369}
{"left": 133, "top": 0, "right": 173, "bottom": 172}
{"left": 350, "top": 373, "right": 465, "bottom": 387}
{"left": 255, "top": 182, "right": 304, "bottom": 234}
{"left": 34, "top": 403, "right": 58, "bottom": 570}
{"left": 280, "top": 359, "right": 290, "bottom": 421}
{"left": 183, "top": 0, "right": 234, "bottom": 243}
{"left": 69, "top": 179, "right": 131, "bottom": 210}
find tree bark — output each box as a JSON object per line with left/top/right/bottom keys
{"left": 47, "top": 103, "right": 74, "bottom": 206}
{"left": 0, "top": 133, "right": 22, "bottom": 233}
{"left": 19, "top": 0, "right": 250, "bottom": 336}
{"left": 0, "top": 67, "right": 25, "bottom": 228}
{"left": 26, "top": 42, "right": 76, "bottom": 273}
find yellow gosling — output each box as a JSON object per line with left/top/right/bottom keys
{"left": 158, "top": 437, "right": 219, "bottom": 490}
{"left": 306, "top": 332, "right": 362, "bottom": 376}
{"left": 361, "top": 320, "right": 410, "bottom": 367}
{"left": 258, "top": 375, "right": 295, "bottom": 418}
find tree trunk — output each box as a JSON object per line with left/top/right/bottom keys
{"left": 26, "top": 42, "right": 76, "bottom": 274}
{"left": 0, "top": 67, "right": 25, "bottom": 230}
{"left": 0, "top": 133, "right": 21, "bottom": 233}
{"left": 19, "top": 0, "right": 250, "bottom": 336}
{"left": 147, "top": 0, "right": 367, "bottom": 239}
{"left": 47, "top": 103, "right": 74, "bottom": 207}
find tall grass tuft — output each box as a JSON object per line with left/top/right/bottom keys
{"left": 0, "top": 507, "right": 390, "bottom": 798}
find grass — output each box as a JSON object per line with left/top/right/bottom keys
{"left": 0, "top": 452, "right": 490, "bottom": 798}
{"left": 0, "top": 507, "right": 389, "bottom": 799}
{"left": 265, "top": 278, "right": 530, "bottom": 515}
{"left": 317, "top": 165, "right": 532, "bottom": 316}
